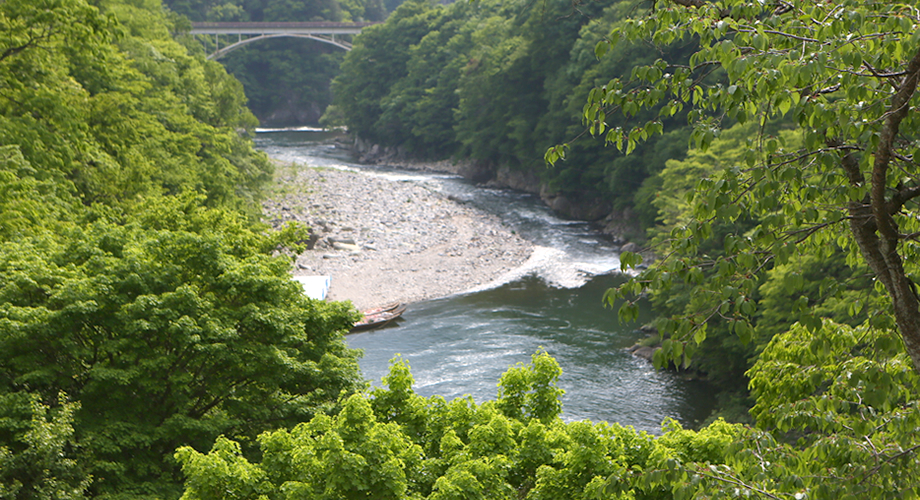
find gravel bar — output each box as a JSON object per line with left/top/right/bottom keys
{"left": 263, "top": 165, "right": 533, "bottom": 311}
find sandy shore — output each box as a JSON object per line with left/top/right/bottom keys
{"left": 263, "top": 164, "right": 533, "bottom": 310}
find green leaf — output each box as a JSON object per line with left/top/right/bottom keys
{"left": 595, "top": 40, "right": 609, "bottom": 59}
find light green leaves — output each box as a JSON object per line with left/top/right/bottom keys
{"left": 0, "top": 198, "right": 363, "bottom": 496}
{"left": 543, "top": 144, "right": 568, "bottom": 165}
{"left": 0, "top": 394, "right": 91, "bottom": 500}
{"left": 587, "top": 0, "right": 920, "bottom": 368}
{"left": 497, "top": 349, "right": 564, "bottom": 424}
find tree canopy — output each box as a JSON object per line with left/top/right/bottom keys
{"left": 330, "top": 0, "right": 695, "bottom": 222}
{"left": 0, "top": 0, "right": 363, "bottom": 497}
{"left": 546, "top": 0, "right": 920, "bottom": 377}
{"left": 176, "top": 337, "right": 920, "bottom": 499}
{"left": 164, "top": 0, "right": 389, "bottom": 126}
{"left": 9, "top": 0, "right": 920, "bottom": 497}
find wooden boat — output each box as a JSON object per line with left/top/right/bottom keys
{"left": 358, "top": 302, "right": 401, "bottom": 317}
{"left": 351, "top": 303, "right": 407, "bottom": 332}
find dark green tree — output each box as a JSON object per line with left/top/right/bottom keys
{"left": 0, "top": 196, "right": 363, "bottom": 497}
{"left": 553, "top": 0, "right": 920, "bottom": 376}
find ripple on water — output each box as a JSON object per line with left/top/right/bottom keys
{"left": 349, "top": 275, "right": 716, "bottom": 434}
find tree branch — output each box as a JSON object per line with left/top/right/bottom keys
{"left": 887, "top": 185, "right": 920, "bottom": 215}
{"left": 0, "top": 25, "right": 56, "bottom": 63}
{"left": 696, "top": 469, "right": 785, "bottom": 500}
{"left": 863, "top": 61, "right": 908, "bottom": 80}
{"left": 871, "top": 46, "right": 920, "bottom": 242}
{"left": 858, "top": 442, "right": 920, "bottom": 486}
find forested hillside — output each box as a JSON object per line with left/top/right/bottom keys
{"left": 163, "top": 0, "right": 389, "bottom": 126}
{"left": 327, "top": 0, "right": 920, "bottom": 421}
{"left": 0, "top": 0, "right": 362, "bottom": 497}
{"left": 329, "top": 0, "right": 704, "bottom": 230}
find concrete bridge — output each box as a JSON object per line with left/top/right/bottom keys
{"left": 190, "top": 22, "right": 376, "bottom": 59}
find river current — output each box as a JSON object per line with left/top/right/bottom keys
{"left": 255, "top": 128, "right": 716, "bottom": 433}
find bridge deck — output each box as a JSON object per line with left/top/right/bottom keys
{"left": 190, "top": 22, "right": 374, "bottom": 35}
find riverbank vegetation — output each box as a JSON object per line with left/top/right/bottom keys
{"left": 0, "top": 0, "right": 362, "bottom": 497}
{"left": 177, "top": 343, "right": 920, "bottom": 499}
{"left": 330, "top": 0, "right": 696, "bottom": 226}
{"left": 329, "top": 0, "right": 920, "bottom": 427}
{"left": 5, "top": 0, "right": 920, "bottom": 498}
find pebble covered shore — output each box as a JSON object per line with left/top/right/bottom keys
{"left": 263, "top": 164, "right": 533, "bottom": 310}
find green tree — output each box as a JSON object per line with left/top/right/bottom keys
{"left": 0, "top": 197, "right": 363, "bottom": 497}
{"left": 164, "top": 0, "right": 387, "bottom": 127}
{"left": 1, "top": 0, "right": 362, "bottom": 497}
{"left": 609, "top": 320, "right": 920, "bottom": 499}
{"left": 332, "top": 0, "right": 699, "bottom": 224}
{"left": 332, "top": 0, "right": 445, "bottom": 144}
{"left": 0, "top": 395, "right": 92, "bottom": 500}
{"left": 558, "top": 0, "right": 920, "bottom": 373}
{"left": 0, "top": 0, "right": 270, "bottom": 216}
{"left": 176, "top": 342, "right": 920, "bottom": 499}
{"left": 175, "top": 351, "right": 671, "bottom": 500}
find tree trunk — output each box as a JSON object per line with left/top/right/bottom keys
{"left": 845, "top": 46, "right": 920, "bottom": 373}
{"left": 849, "top": 203, "right": 920, "bottom": 372}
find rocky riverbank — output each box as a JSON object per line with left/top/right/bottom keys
{"left": 347, "top": 136, "right": 645, "bottom": 243}
{"left": 263, "top": 163, "right": 533, "bottom": 310}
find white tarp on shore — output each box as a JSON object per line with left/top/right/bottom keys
{"left": 293, "top": 276, "right": 331, "bottom": 300}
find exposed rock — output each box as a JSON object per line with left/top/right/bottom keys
{"left": 332, "top": 242, "right": 361, "bottom": 252}
{"left": 489, "top": 165, "right": 542, "bottom": 193}
{"left": 302, "top": 231, "right": 320, "bottom": 250}
{"left": 598, "top": 208, "right": 641, "bottom": 240}
{"left": 345, "top": 134, "right": 641, "bottom": 239}
{"left": 539, "top": 189, "right": 611, "bottom": 221}
{"left": 638, "top": 324, "right": 658, "bottom": 334}
{"left": 628, "top": 345, "right": 657, "bottom": 361}
{"left": 620, "top": 242, "right": 641, "bottom": 253}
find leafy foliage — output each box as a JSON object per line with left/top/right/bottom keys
{"left": 331, "top": 0, "right": 695, "bottom": 215}
{"left": 176, "top": 352, "right": 668, "bottom": 500}
{"left": 0, "top": 395, "right": 91, "bottom": 500}
{"left": 615, "top": 321, "right": 920, "bottom": 500}
{"left": 0, "top": 197, "right": 363, "bottom": 497}
{"left": 164, "top": 0, "right": 388, "bottom": 126}
{"left": 0, "top": 0, "right": 363, "bottom": 497}
{"left": 560, "top": 0, "right": 920, "bottom": 378}
{"left": 178, "top": 336, "right": 920, "bottom": 499}
{"left": 0, "top": 0, "right": 271, "bottom": 216}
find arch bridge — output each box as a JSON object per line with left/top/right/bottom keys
{"left": 190, "top": 22, "right": 376, "bottom": 59}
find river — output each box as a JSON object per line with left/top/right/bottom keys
{"left": 255, "top": 128, "right": 716, "bottom": 433}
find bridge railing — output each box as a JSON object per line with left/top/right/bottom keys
{"left": 190, "top": 22, "right": 375, "bottom": 35}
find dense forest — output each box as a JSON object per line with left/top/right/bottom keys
{"left": 330, "top": 0, "right": 697, "bottom": 229}
{"left": 4, "top": 0, "right": 920, "bottom": 498}
{"left": 0, "top": 0, "right": 363, "bottom": 497}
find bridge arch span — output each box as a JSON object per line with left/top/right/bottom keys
{"left": 190, "top": 22, "right": 376, "bottom": 60}
{"left": 206, "top": 33, "right": 353, "bottom": 59}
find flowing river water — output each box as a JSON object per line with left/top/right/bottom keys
{"left": 256, "top": 128, "right": 716, "bottom": 433}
